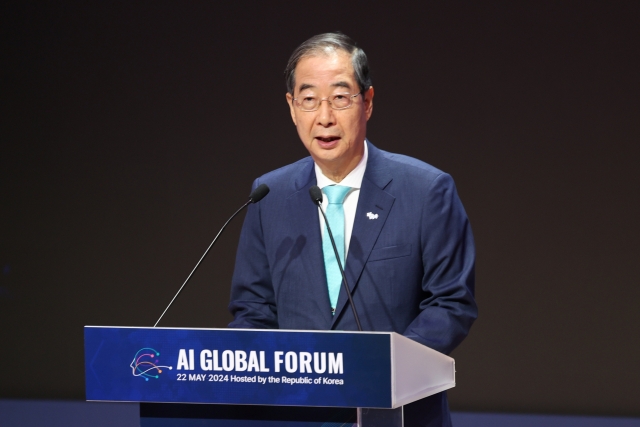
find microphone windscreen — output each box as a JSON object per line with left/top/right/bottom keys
{"left": 309, "top": 186, "right": 323, "bottom": 204}
{"left": 249, "top": 184, "right": 270, "bottom": 203}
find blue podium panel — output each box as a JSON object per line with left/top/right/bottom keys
{"left": 85, "top": 327, "right": 392, "bottom": 408}
{"left": 140, "top": 403, "right": 357, "bottom": 427}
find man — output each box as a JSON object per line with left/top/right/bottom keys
{"left": 229, "top": 33, "right": 477, "bottom": 426}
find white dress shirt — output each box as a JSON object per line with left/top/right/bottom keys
{"left": 315, "top": 142, "right": 368, "bottom": 260}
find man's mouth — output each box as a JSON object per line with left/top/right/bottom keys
{"left": 316, "top": 136, "right": 340, "bottom": 143}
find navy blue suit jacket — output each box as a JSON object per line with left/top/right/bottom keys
{"left": 229, "top": 141, "right": 477, "bottom": 425}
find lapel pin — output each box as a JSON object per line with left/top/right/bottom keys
{"left": 366, "top": 212, "right": 379, "bottom": 220}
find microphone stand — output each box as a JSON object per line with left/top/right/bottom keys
{"left": 153, "top": 184, "right": 269, "bottom": 327}
{"left": 310, "top": 186, "right": 363, "bottom": 332}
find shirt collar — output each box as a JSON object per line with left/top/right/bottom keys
{"left": 315, "top": 141, "right": 368, "bottom": 189}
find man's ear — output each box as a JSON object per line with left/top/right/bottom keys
{"left": 363, "top": 86, "right": 374, "bottom": 121}
{"left": 286, "top": 92, "right": 297, "bottom": 126}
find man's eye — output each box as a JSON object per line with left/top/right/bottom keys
{"left": 333, "top": 95, "right": 346, "bottom": 100}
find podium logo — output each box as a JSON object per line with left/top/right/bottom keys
{"left": 130, "top": 347, "right": 173, "bottom": 381}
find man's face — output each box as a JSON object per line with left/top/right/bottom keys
{"left": 286, "top": 50, "right": 374, "bottom": 180}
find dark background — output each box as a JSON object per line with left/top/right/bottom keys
{"left": 1, "top": 0, "right": 639, "bottom": 417}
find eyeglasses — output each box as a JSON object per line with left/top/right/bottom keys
{"left": 293, "top": 92, "right": 362, "bottom": 112}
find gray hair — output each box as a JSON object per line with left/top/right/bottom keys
{"left": 285, "top": 32, "right": 372, "bottom": 95}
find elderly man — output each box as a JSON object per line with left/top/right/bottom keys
{"left": 229, "top": 32, "right": 477, "bottom": 426}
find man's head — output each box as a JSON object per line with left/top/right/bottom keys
{"left": 285, "top": 33, "right": 374, "bottom": 182}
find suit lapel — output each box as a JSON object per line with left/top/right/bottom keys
{"left": 331, "top": 143, "right": 395, "bottom": 328}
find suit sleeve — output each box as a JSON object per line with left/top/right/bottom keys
{"left": 227, "top": 179, "right": 279, "bottom": 329}
{"left": 402, "top": 173, "right": 477, "bottom": 355}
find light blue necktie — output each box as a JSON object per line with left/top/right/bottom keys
{"left": 322, "top": 185, "right": 351, "bottom": 314}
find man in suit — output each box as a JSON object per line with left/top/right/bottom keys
{"left": 229, "top": 32, "right": 477, "bottom": 426}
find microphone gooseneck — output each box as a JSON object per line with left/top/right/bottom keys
{"left": 309, "top": 185, "right": 363, "bottom": 331}
{"left": 153, "top": 183, "right": 270, "bottom": 327}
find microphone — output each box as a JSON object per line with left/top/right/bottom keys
{"left": 153, "top": 183, "right": 270, "bottom": 327}
{"left": 249, "top": 183, "right": 270, "bottom": 203}
{"left": 309, "top": 185, "right": 362, "bottom": 331}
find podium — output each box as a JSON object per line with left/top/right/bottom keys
{"left": 85, "top": 326, "right": 455, "bottom": 426}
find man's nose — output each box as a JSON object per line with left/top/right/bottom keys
{"left": 316, "top": 99, "right": 335, "bottom": 126}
